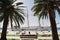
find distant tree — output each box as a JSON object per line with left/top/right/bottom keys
{"left": 32, "top": 0, "right": 60, "bottom": 40}
{"left": 0, "top": 0, "right": 25, "bottom": 40}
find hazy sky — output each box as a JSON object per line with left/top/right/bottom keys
{"left": 19, "top": 0, "right": 44, "bottom": 27}
{"left": 19, "top": 0, "right": 60, "bottom": 27}
{"left": 0, "top": 0, "right": 60, "bottom": 28}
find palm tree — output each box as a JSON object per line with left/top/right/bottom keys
{"left": 0, "top": 0, "right": 25, "bottom": 40}
{"left": 32, "top": 0, "right": 60, "bottom": 40}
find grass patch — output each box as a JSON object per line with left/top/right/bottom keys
{"left": 7, "top": 34, "right": 20, "bottom": 36}
{"left": 7, "top": 39, "right": 19, "bottom": 40}
{"left": 38, "top": 34, "right": 60, "bottom": 37}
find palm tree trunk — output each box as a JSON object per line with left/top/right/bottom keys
{"left": 49, "top": 11, "right": 59, "bottom": 40}
{"left": 1, "top": 13, "right": 9, "bottom": 40}
{"left": 47, "top": 3, "right": 59, "bottom": 40}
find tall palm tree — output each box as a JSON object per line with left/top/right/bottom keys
{"left": 0, "top": 0, "right": 25, "bottom": 40}
{"left": 32, "top": 0, "right": 60, "bottom": 40}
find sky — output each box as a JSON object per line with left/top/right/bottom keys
{"left": 20, "top": 0, "right": 60, "bottom": 27}
{"left": 19, "top": 0, "right": 60, "bottom": 27}
{"left": 0, "top": 0, "right": 60, "bottom": 28}
{"left": 18, "top": 0, "right": 39, "bottom": 27}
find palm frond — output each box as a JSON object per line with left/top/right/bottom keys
{"left": 13, "top": 17, "right": 17, "bottom": 26}
{"left": 16, "top": 2, "right": 23, "bottom": 6}
{"left": 31, "top": 3, "right": 43, "bottom": 11}
{"left": 34, "top": 0, "right": 45, "bottom": 3}
{"left": 14, "top": 16, "right": 20, "bottom": 27}
{"left": 16, "top": 10, "right": 25, "bottom": 16}
{"left": 0, "top": 13, "right": 4, "bottom": 22}
{"left": 39, "top": 11, "right": 49, "bottom": 20}
{"left": 13, "top": 16, "right": 20, "bottom": 29}
{"left": 55, "top": 2, "right": 60, "bottom": 14}
{"left": 9, "top": 14, "right": 13, "bottom": 29}
{"left": 0, "top": 0, "right": 25, "bottom": 28}
{"left": 13, "top": 10, "right": 25, "bottom": 24}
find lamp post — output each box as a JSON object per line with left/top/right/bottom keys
{"left": 25, "top": 6, "right": 30, "bottom": 34}
{"left": 26, "top": 7, "right": 29, "bottom": 29}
